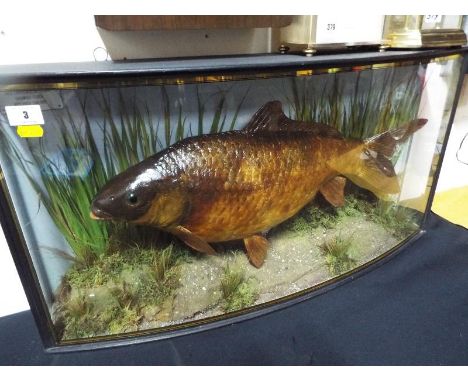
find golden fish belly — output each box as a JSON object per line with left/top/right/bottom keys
{"left": 178, "top": 132, "right": 338, "bottom": 242}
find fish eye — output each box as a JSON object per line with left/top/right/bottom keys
{"left": 127, "top": 193, "right": 138, "bottom": 205}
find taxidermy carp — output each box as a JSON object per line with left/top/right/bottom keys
{"left": 90, "top": 101, "right": 426, "bottom": 268}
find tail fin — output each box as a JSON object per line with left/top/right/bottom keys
{"left": 331, "top": 119, "right": 428, "bottom": 199}
{"left": 365, "top": 118, "right": 428, "bottom": 158}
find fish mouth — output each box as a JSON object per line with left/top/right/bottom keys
{"left": 90, "top": 207, "right": 113, "bottom": 221}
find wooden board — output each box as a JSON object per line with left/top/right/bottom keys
{"left": 95, "top": 16, "right": 293, "bottom": 31}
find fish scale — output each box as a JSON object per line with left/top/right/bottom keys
{"left": 177, "top": 131, "right": 349, "bottom": 241}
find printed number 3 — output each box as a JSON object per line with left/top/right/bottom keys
{"left": 23, "top": 111, "right": 29, "bottom": 119}
{"left": 327, "top": 24, "right": 336, "bottom": 31}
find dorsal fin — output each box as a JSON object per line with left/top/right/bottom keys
{"left": 243, "top": 100, "right": 343, "bottom": 139}
{"left": 243, "top": 101, "right": 285, "bottom": 134}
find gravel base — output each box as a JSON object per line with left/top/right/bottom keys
{"left": 140, "top": 215, "right": 401, "bottom": 329}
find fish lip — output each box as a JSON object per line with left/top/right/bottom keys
{"left": 90, "top": 207, "right": 113, "bottom": 221}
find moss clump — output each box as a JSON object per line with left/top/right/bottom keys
{"left": 56, "top": 243, "right": 188, "bottom": 340}
{"left": 336, "top": 195, "right": 371, "bottom": 219}
{"left": 367, "top": 201, "right": 419, "bottom": 239}
{"left": 137, "top": 245, "right": 183, "bottom": 305}
{"left": 220, "top": 265, "right": 258, "bottom": 313}
{"left": 276, "top": 202, "right": 338, "bottom": 235}
{"left": 276, "top": 194, "right": 372, "bottom": 235}
{"left": 336, "top": 196, "right": 420, "bottom": 239}
{"left": 58, "top": 291, "right": 143, "bottom": 339}
{"left": 65, "top": 253, "right": 125, "bottom": 289}
{"left": 58, "top": 292, "right": 98, "bottom": 339}
{"left": 107, "top": 306, "right": 142, "bottom": 334}
{"left": 276, "top": 193, "right": 419, "bottom": 242}
{"left": 302, "top": 204, "right": 338, "bottom": 229}
{"left": 320, "top": 234, "right": 357, "bottom": 276}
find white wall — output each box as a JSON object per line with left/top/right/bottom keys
{"left": 0, "top": 221, "right": 29, "bottom": 316}
{"left": 0, "top": 14, "right": 105, "bottom": 65}
{"left": 0, "top": 14, "right": 105, "bottom": 316}
{"left": 435, "top": 75, "right": 468, "bottom": 192}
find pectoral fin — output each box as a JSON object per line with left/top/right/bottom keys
{"left": 244, "top": 235, "right": 269, "bottom": 268}
{"left": 170, "top": 226, "right": 216, "bottom": 255}
{"left": 319, "top": 176, "right": 346, "bottom": 207}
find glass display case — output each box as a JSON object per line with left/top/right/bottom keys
{"left": 0, "top": 48, "right": 466, "bottom": 350}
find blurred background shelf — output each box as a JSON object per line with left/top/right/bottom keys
{"left": 94, "top": 15, "right": 293, "bottom": 31}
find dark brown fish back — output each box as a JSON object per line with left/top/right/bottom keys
{"left": 243, "top": 100, "right": 343, "bottom": 139}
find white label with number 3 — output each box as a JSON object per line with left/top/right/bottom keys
{"left": 5, "top": 105, "right": 44, "bottom": 126}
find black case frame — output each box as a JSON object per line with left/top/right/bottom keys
{"left": 0, "top": 48, "right": 467, "bottom": 352}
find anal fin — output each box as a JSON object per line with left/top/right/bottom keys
{"left": 319, "top": 176, "right": 346, "bottom": 207}
{"left": 244, "top": 235, "right": 269, "bottom": 268}
{"left": 170, "top": 226, "right": 216, "bottom": 255}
